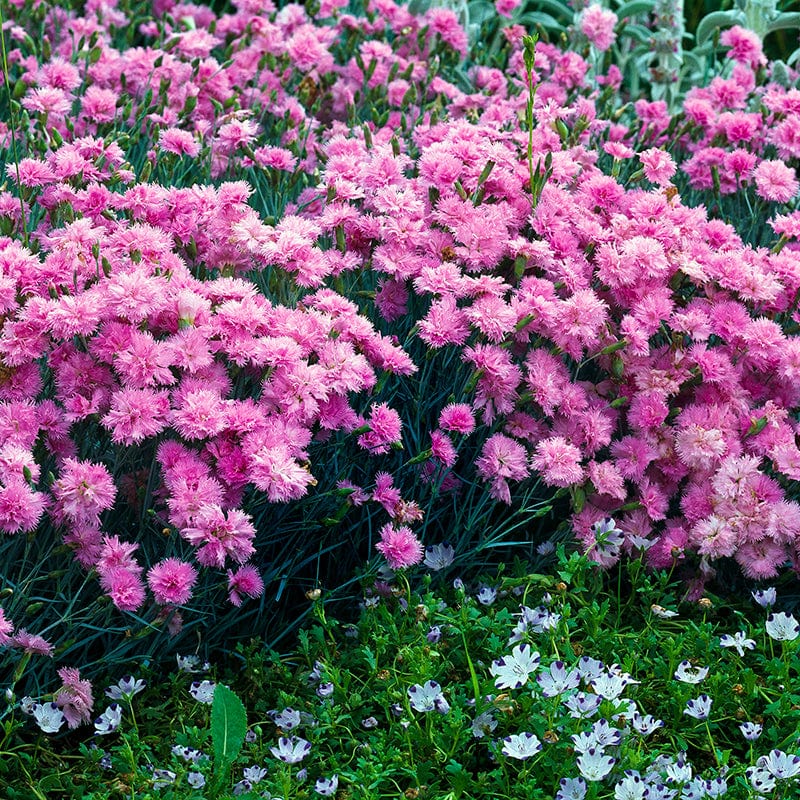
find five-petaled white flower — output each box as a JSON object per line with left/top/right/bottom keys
{"left": 94, "top": 704, "right": 122, "bottom": 735}
{"left": 719, "top": 631, "right": 756, "bottom": 657}
{"left": 765, "top": 612, "right": 799, "bottom": 641}
{"left": 490, "top": 643, "right": 540, "bottom": 690}
{"left": 758, "top": 749, "right": 800, "bottom": 779}
{"left": 577, "top": 747, "right": 615, "bottom": 781}
{"left": 189, "top": 680, "right": 216, "bottom": 704}
{"left": 32, "top": 702, "right": 65, "bottom": 734}
{"left": 752, "top": 588, "right": 777, "bottom": 609}
{"left": 407, "top": 680, "right": 450, "bottom": 714}
{"left": 106, "top": 675, "right": 146, "bottom": 701}
{"left": 673, "top": 661, "right": 709, "bottom": 684}
{"left": 270, "top": 736, "right": 311, "bottom": 764}
{"left": 683, "top": 695, "right": 712, "bottom": 720}
{"left": 501, "top": 732, "right": 542, "bottom": 760}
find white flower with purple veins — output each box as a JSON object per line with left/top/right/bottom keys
{"left": 509, "top": 605, "right": 560, "bottom": 643}
{"left": 476, "top": 586, "right": 497, "bottom": 606}
{"left": 705, "top": 776, "right": 727, "bottom": 797}
{"left": 673, "top": 661, "right": 709, "bottom": 684}
{"left": 537, "top": 660, "right": 580, "bottom": 697}
{"left": 501, "top": 732, "right": 542, "bottom": 760}
{"left": 270, "top": 736, "right": 311, "bottom": 764}
{"left": 471, "top": 710, "right": 498, "bottom": 738}
{"left": 32, "top": 702, "right": 66, "bottom": 733}
{"left": 664, "top": 753, "right": 693, "bottom": 783}
{"left": 719, "top": 631, "right": 756, "bottom": 656}
{"left": 189, "top": 680, "right": 216, "bottom": 704}
{"left": 614, "top": 771, "right": 646, "bottom": 800}
{"left": 746, "top": 766, "right": 776, "bottom": 794}
{"left": 684, "top": 695, "right": 712, "bottom": 720}
{"left": 243, "top": 765, "right": 267, "bottom": 783}
{"left": 187, "top": 772, "right": 205, "bottom": 788}
{"left": 577, "top": 656, "right": 604, "bottom": 683}
{"left": 631, "top": 712, "right": 664, "bottom": 736}
{"left": 407, "top": 681, "right": 450, "bottom": 714}
{"left": 740, "top": 722, "right": 763, "bottom": 741}
{"left": 591, "top": 518, "right": 624, "bottom": 563}
{"left": 563, "top": 691, "right": 602, "bottom": 719}
{"left": 315, "top": 775, "right": 338, "bottom": 796}
{"left": 94, "top": 704, "right": 122, "bottom": 735}
{"left": 106, "top": 675, "right": 146, "bottom": 701}
{"left": 765, "top": 611, "right": 800, "bottom": 641}
{"left": 590, "top": 671, "right": 629, "bottom": 700}
{"left": 273, "top": 707, "right": 301, "bottom": 730}
{"left": 362, "top": 716, "right": 378, "bottom": 728}
{"left": 577, "top": 748, "right": 615, "bottom": 781}
{"left": 556, "top": 776, "right": 587, "bottom": 800}
{"left": 490, "top": 643, "right": 540, "bottom": 690}
{"left": 316, "top": 682, "right": 334, "bottom": 698}
{"left": 152, "top": 769, "right": 176, "bottom": 789}
{"left": 424, "top": 542, "right": 454, "bottom": 571}
{"left": 758, "top": 749, "right": 800, "bottom": 779}
{"left": 646, "top": 785, "right": 677, "bottom": 800}
{"left": 752, "top": 587, "right": 777, "bottom": 609}
{"left": 680, "top": 776, "right": 708, "bottom": 800}
{"left": 589, "top": 719, "right": 623, "bottom": 748}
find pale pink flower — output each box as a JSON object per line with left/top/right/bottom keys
{"left": 639, "top": 148, "right": 676, "bottom": 186}
{"left": 52, "top": 459, "right": 116, "bottom": 524}
{"left": 531, "top": 436, "right": 585, "bottom": 488}
{"left": 357, "top": 403, "right": 402, "bottom": 453}
{"left": 147, "top": 558, "right": 198, "bottom": 606}
{"left": 753, "top": 160, "right": 799, "bottom": 203}
{"left": 580, "top": 4, "right": 617, "bottom": 51}
{"left": 0, "top": 606, "right": 13, "bottom": 645}
{"left": 55, "top": 667, "right": 94, "bottom": 729}
{"left": 10, "top": 629, "right": 54, "bottom": 657}
{"left": 181, "top": 505, "right": 256, "bottom": 568}
{"left": 375, "top": 524, "right": 424, "bottom": 570}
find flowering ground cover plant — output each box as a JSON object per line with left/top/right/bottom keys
{"left": 4, "top": 547, "right": 800, "bottom": 798}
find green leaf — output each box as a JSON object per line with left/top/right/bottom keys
{"left": 615, "top": 0, "right": 655, "bottom": 19}
{"left": 211, "top": 684, "right": 248, "bottom": 767}
{"left": 695, "top": 10, "right": 743, "bottom": 45}
{"left": 766, "top": 12, "right": 800, "bottom": 33}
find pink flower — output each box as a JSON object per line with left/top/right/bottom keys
{"left": 357, "top": 403, "right": 402, "bottom": 454}
{"left": 55, "top": 667, "right": 94, "bottom": 729}
{"left": 0, "top": 606, "right": 13, "bottom": 645}
{"left": 10, "top": 628, "right": 54, "bottom": 657}
{"left": 639, "top": 148, "right": 676, "bottom": 186}
{"left": 159, "top": 128, "right": 201, "bottom": 158}
{"left": 52, "top": 459, "right": 116, "bottom": 525}
{"left": 102, "top": 388, "right": 170, "bottom": 445}
{"left": 580, "top": 4, "right": 617, "bottom": 51}
{"left": 438, "top": 403, "right": 475, "bottom": 435}
{"left": 375, "top": 524, "right": 424, "bottom": 570}
{"left": 147, "top": 558, "right": 198, "bottom": 606}
{"left": 531, "top": 436, "right": 584, "bottom": 488}
{"left": 101, "top": 567, "right": 146, "bottom": 612}
{"left": 720, "top": 25, "right": 766, "bottom": 69}
{"left": 753, "top": 160, "right": 799, "bottom": 203}
{"left": 0, "top": 479, "right": 45, "bottom": 534}
{"left": 181, "top": 505, "right": 256, "bottom": 568}
{"left": 475, "top": 433, "right": 530, "bottom": 503}
{"left": 227, "top": 565, "right": 264, "bottom": 607}
{"left": 495, "top": 0, "right": 521, "bottom": 19}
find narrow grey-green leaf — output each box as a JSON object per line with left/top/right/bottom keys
{"left": 211, "top": 684, "right": 248, "bottom": 766}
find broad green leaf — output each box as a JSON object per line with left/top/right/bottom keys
{"left": 211, "top": 684, "right": 248, "bottom": 766}
{"left": 615, "top": 0, "right": 656, "bottom": 19}
{"left": 766, "top": 12, "right": 800, "bottom": 33}
{"left": 695, "top": 10, "right": 743, "bottom": 45}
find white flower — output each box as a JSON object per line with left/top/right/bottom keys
{"left": 407, "top": 681, "right": 449, "bottom": 714}
{"left": 758, "top": 749, "right": 800, "bottom": 779}
{"left": 577, "top": 747, "right": 615, "bottom": 781}
{"left": 270, "top": 736, "right": 311, "bottom": 764}
{"left": 490, "top": 643, "right": 540, "bottom": 690}
{"left": 752, "top": 587, "right": 777, "bottom": 609}
{"left": 273, "top": 707, "right": 301, "bottom": 730}
{"left": 189, "top": 680, "right": 216, "bottom": 704}
{"left": 740, "top": 722, "right": 763, "bottom": 741}
{"left": 424, "top": 543, "right": 454, "bottom": 571}
{"left": 94, "top": 704, "right": 122, "bottom": 735}
{"left": 152, "top": 769, "right": 176, "bottom": 789}
{"left": 631, "top": 712, "right": 663, "bottom": 736}
{"left": 765, "top": 612, "right": 799, "bottom": 641}
{"left": 106, "top": 675, "right": 146, "bottom": 701}
{"left": 590, "top": 671, "right": 629, "bottom": 701}
{"left": 650, "top": 604, "right": 678, "bottom": 619}
{"left": 476, "top": 586, "right": 497, "bottom": 606}
{"left": 243, "top": 765, "right": 267, "bottom": 783}
{"left": 32, "top": 703, "right": 65, "bottom": 733}
{"left": 501, "top": 732, "right": 542, "bottom": 760}
{"left": 187, "top": 772, "right": 205, "bottom": 788}
{"left": 673, "top": 661, "right": 709, "bottom": 684}
{"left": 746, "top": 766, "right": 776, "bottom": 794}
{"left": 537, "top": 660, "right": 580, "bottom": 697}
{"left": 719, "top": 631, "right": 756, "bottom": 657}
{"left": 176, "top": 654, "right": 210, "bottom": 673}
{"left": 614, "top": 771, "right": 646, "bottom": 800}
{"left": 556, "top": 776, "right": 587, "bottom": 800}
{"left": 471, "top": 710, "right": 497, "bottom": 738}
{"left": 683, "top": 695, "right": 712, "bottom": 720}
{"left": 315, "top": 775, "right": 338, "bottom": 796}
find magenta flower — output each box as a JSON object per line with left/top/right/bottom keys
{"left": 147, "top": 558, "right": 198, "bottom": 606}
{"left": 375, "top": 524, "right": 424, "bottom": 570}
